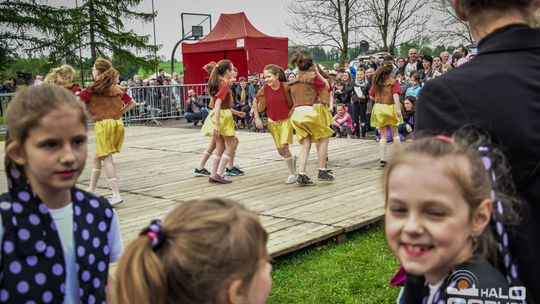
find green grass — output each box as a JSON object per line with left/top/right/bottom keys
{"left": 138, "top": 61, "right": 184, "bottom": 79}
{"left": 269, "top": 224, "right": 400, "bottom": 304}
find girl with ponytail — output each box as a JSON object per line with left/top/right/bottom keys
{"left": 44, "top": 64, "right": 82, "bottom": 96}
{"left": 200, "top": 60, "right": 239, "bottom": 184}
{"left": 369, "top": 63, "right": 403, "bottom": 167}
{"left": 384, "top": 128, "right": 524, "bottom": 303}
{"left": 115, "top": 198, "right": 271, "bottom": 304}
{"left": 287, "top": 53, "right": 335, "bottom": 186}
{"left": 79, "top": 57, "right": 136, "bottom": 206}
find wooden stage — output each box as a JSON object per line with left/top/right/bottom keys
{"left": 0, "top": 125, "right": 390, "bottom": 257}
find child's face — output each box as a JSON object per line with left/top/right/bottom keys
{"left": 263, "top": 70, "right": 277, "bottom": 86}
{"left": 356, "top": 71, "right": 365, "bottom": 80}
{"left": 385, "top": 157, "right": 479, "bottom": 284}
{"left": 11, "top": 107, "right": 87, "bottom": 202}
{"left": 336, "top": 84, "right": 344, "bottom": 91}
{"left": 242, "top": 260, "right": 272, "bottom": 304}
{"left": 337, "top": 106, "right": 345, "bottom": 116}
{"left": 411, "top": 79, "right": 419, "bottom": 86}
{"left": 397, "top": 74, "right": 404, "bottom": 82}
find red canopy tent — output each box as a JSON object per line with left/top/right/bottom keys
{"left": 181, "top": 12, "right": 288, "bottom": 84}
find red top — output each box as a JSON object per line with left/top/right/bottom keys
{"left": 264, "top": 83, "right": 291, "bottom": 121}
{"left": 209, "top": 81, "right": 233, "bottom": 109}
{"left": 79, "top": 89, "right": 131, "bottom": 104}
{"left": 369, "top": 80, "right": 401, "bottom": 98}
{"left": 70, "top": 84, "right": 82, "bottom": 95}
{"left": 313, "top": 76, "right": 325, "bottom": 93}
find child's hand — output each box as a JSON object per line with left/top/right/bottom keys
{"left": 237, "top": 111, "right": 246, "bottom": 118}
{"left": 255, "top": 118, "right": 263, "bottom": 130}
{"left": 406, "top": 124, "right": 413, "bottom": 133}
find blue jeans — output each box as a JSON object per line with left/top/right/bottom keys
{"left": 185, "top": 108, "right": 208, "bottom": 123}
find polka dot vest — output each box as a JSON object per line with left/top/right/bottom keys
{"left": 0, "top": 159, "right": 113, "bottom": 303}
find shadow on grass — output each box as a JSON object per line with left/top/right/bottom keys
{"left": 270, "top": 224, "right": 400, "bottom": 304}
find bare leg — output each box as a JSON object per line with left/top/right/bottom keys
{"left": 298, "top": 137, "right": 311, "bottom": 174}
{"left": 102, "top": 155, "right": 120, "bottom": 198}
{"left": 198, "top": 139, "right": 216, "bottom": 169}
{"left": 379, "top": 127, "right": 388, "bottom": 161}
{"left": 317, "top": 138, "right": 329, "bottom": 169}
{"left": 87, "top": 155, "right": 102, "bottom": 193}
{"left": 211, "top": 136, "right": 225, "bottom": 176}
{"left": 281, "top": 144, "right": 295, "bottom": 175}
{"left": 389, "top": 126, "right": 401, "bottom": 151}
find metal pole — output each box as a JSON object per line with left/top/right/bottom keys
{"left": 151, "top": 0, "right": 158, "bottom": 78}
{"left": 75, "top": 0, "right": 85, "bottom": 85}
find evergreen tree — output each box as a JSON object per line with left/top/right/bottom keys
{"left": 77, "top": 0, "right": 158, "bottom": 70}
{"left": 0, "top": 0, "right": 74, "bottom": 67}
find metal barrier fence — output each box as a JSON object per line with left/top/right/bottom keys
{"left": 124, "top": 83, "right": 209, "bottom": 126}
{"left": 0, "top": 84, "right": 210, "bottom": 134}
{"left": 0, "top": 93, "right": 15, "bottom": 134}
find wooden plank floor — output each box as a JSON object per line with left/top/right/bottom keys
{"left": 0, "top": 125, "right": 394, "bottom": 257}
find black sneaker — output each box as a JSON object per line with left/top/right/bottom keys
{"left": 194, "top": 168, "right": 211, "bottom": 177}
{"left": 318, "top": 169, "right": 335, "bottom": 182}
{"left": 231, "top": 166, "right": 244, "bottom": 176}
{"left": 297, "top": 174, "right": 315, "bottom": 186}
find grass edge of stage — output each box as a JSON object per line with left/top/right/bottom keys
{"left": 269, "top": 223, "right": 400, "bottom": 304}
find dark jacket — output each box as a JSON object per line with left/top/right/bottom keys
{"left": 416, "top": 24, "right": 540, "bottom": 303}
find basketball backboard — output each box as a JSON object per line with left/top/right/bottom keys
{"left": 181, "top": 13, "right": 212, "bottom": 40}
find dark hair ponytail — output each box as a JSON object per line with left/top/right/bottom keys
{"left": 290, "top": 52, "right": 313, "bottom": 72}
{"left": 372, "top": 64, "right": 394, "bottom": 95}
{"left": 204, "top": 60, "right": 232, "bottom": 97}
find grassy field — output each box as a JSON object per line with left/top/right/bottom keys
{"left": 270, "top": 224, "right": 400, "bottom": 304}
{"left": 138, "top": 61, "right": 183, "bottom": 79}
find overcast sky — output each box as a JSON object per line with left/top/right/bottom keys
{"left": 131, "top": 0, "right": 298, "bottom": 58}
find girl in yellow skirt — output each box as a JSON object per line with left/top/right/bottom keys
{"left": 368, "top": 63, "right": 403, "bottom": 167}
{"left": 195, "top": 67, "right": 246, "bottom": 178}
{"left": 253, "top": 64, "right": 297, "bottom": 184}
{"left": 200, "top": 60, "right": 237, "bottom": 184}
{"left": 287, "top": 53, "right": 335, "bottom": 186}
{"left": 79, "top": 57, "right": 136, "bottom": 205}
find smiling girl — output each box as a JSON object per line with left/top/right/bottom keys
{"left": 385, "top": 130, "right": 523, "bottom": 303}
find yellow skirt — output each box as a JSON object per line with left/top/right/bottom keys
{"left": 201, "top": 109, "right": 236, "bottom": 137}
{"left": 268, "top": 118, "right": 294, "bottom": 149}
{"left": 291, "top": 106, "right": 334, "bottom": 143}
{"left": 370, "top": 104, "right": 403, "bottom": 127}
{"left": 95, "top": 119, "right": 124, "bottom": 157}
{"left": 314, "top": 103, "right": 334, "bottom": 127}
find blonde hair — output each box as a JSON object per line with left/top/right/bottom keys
{"left": 44, "top": 65, "right": 75, "bottom": 84}
{"left": 384, "top": 129, "right": 520, "bottom": 266}
{"left": 5, "top": 85, "right": 87, "bottom": 147}
{"left": 115, "top": 198, "right": 269, "bottom": 304}
{"left": 88, "top": 57, "right": 119, "bottom": 95}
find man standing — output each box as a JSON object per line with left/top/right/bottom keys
{"left": 404, "top": 48, "right": 422, "bottom": 79}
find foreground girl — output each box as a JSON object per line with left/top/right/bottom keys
{"left": 0, "top": 85, "right": 122, "bottom": 302}
{"left": 385, "top": 130, "right": 523, "bottom": 303}
{"left": 116, "top": 198, "right": 271, "bottom": 304}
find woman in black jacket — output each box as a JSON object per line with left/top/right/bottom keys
{"left": 416, "top": 1, "right": 540, "bottom": 302}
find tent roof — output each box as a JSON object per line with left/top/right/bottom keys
{"left": 201, "top": 12, "right": 267, "bottom": 42}
{"left": 182, "top": 12, "right": 287, "bottom": 53}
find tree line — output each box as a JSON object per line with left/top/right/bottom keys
{"left": 0, "top": 0, "right": 158, "bottom": 82}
